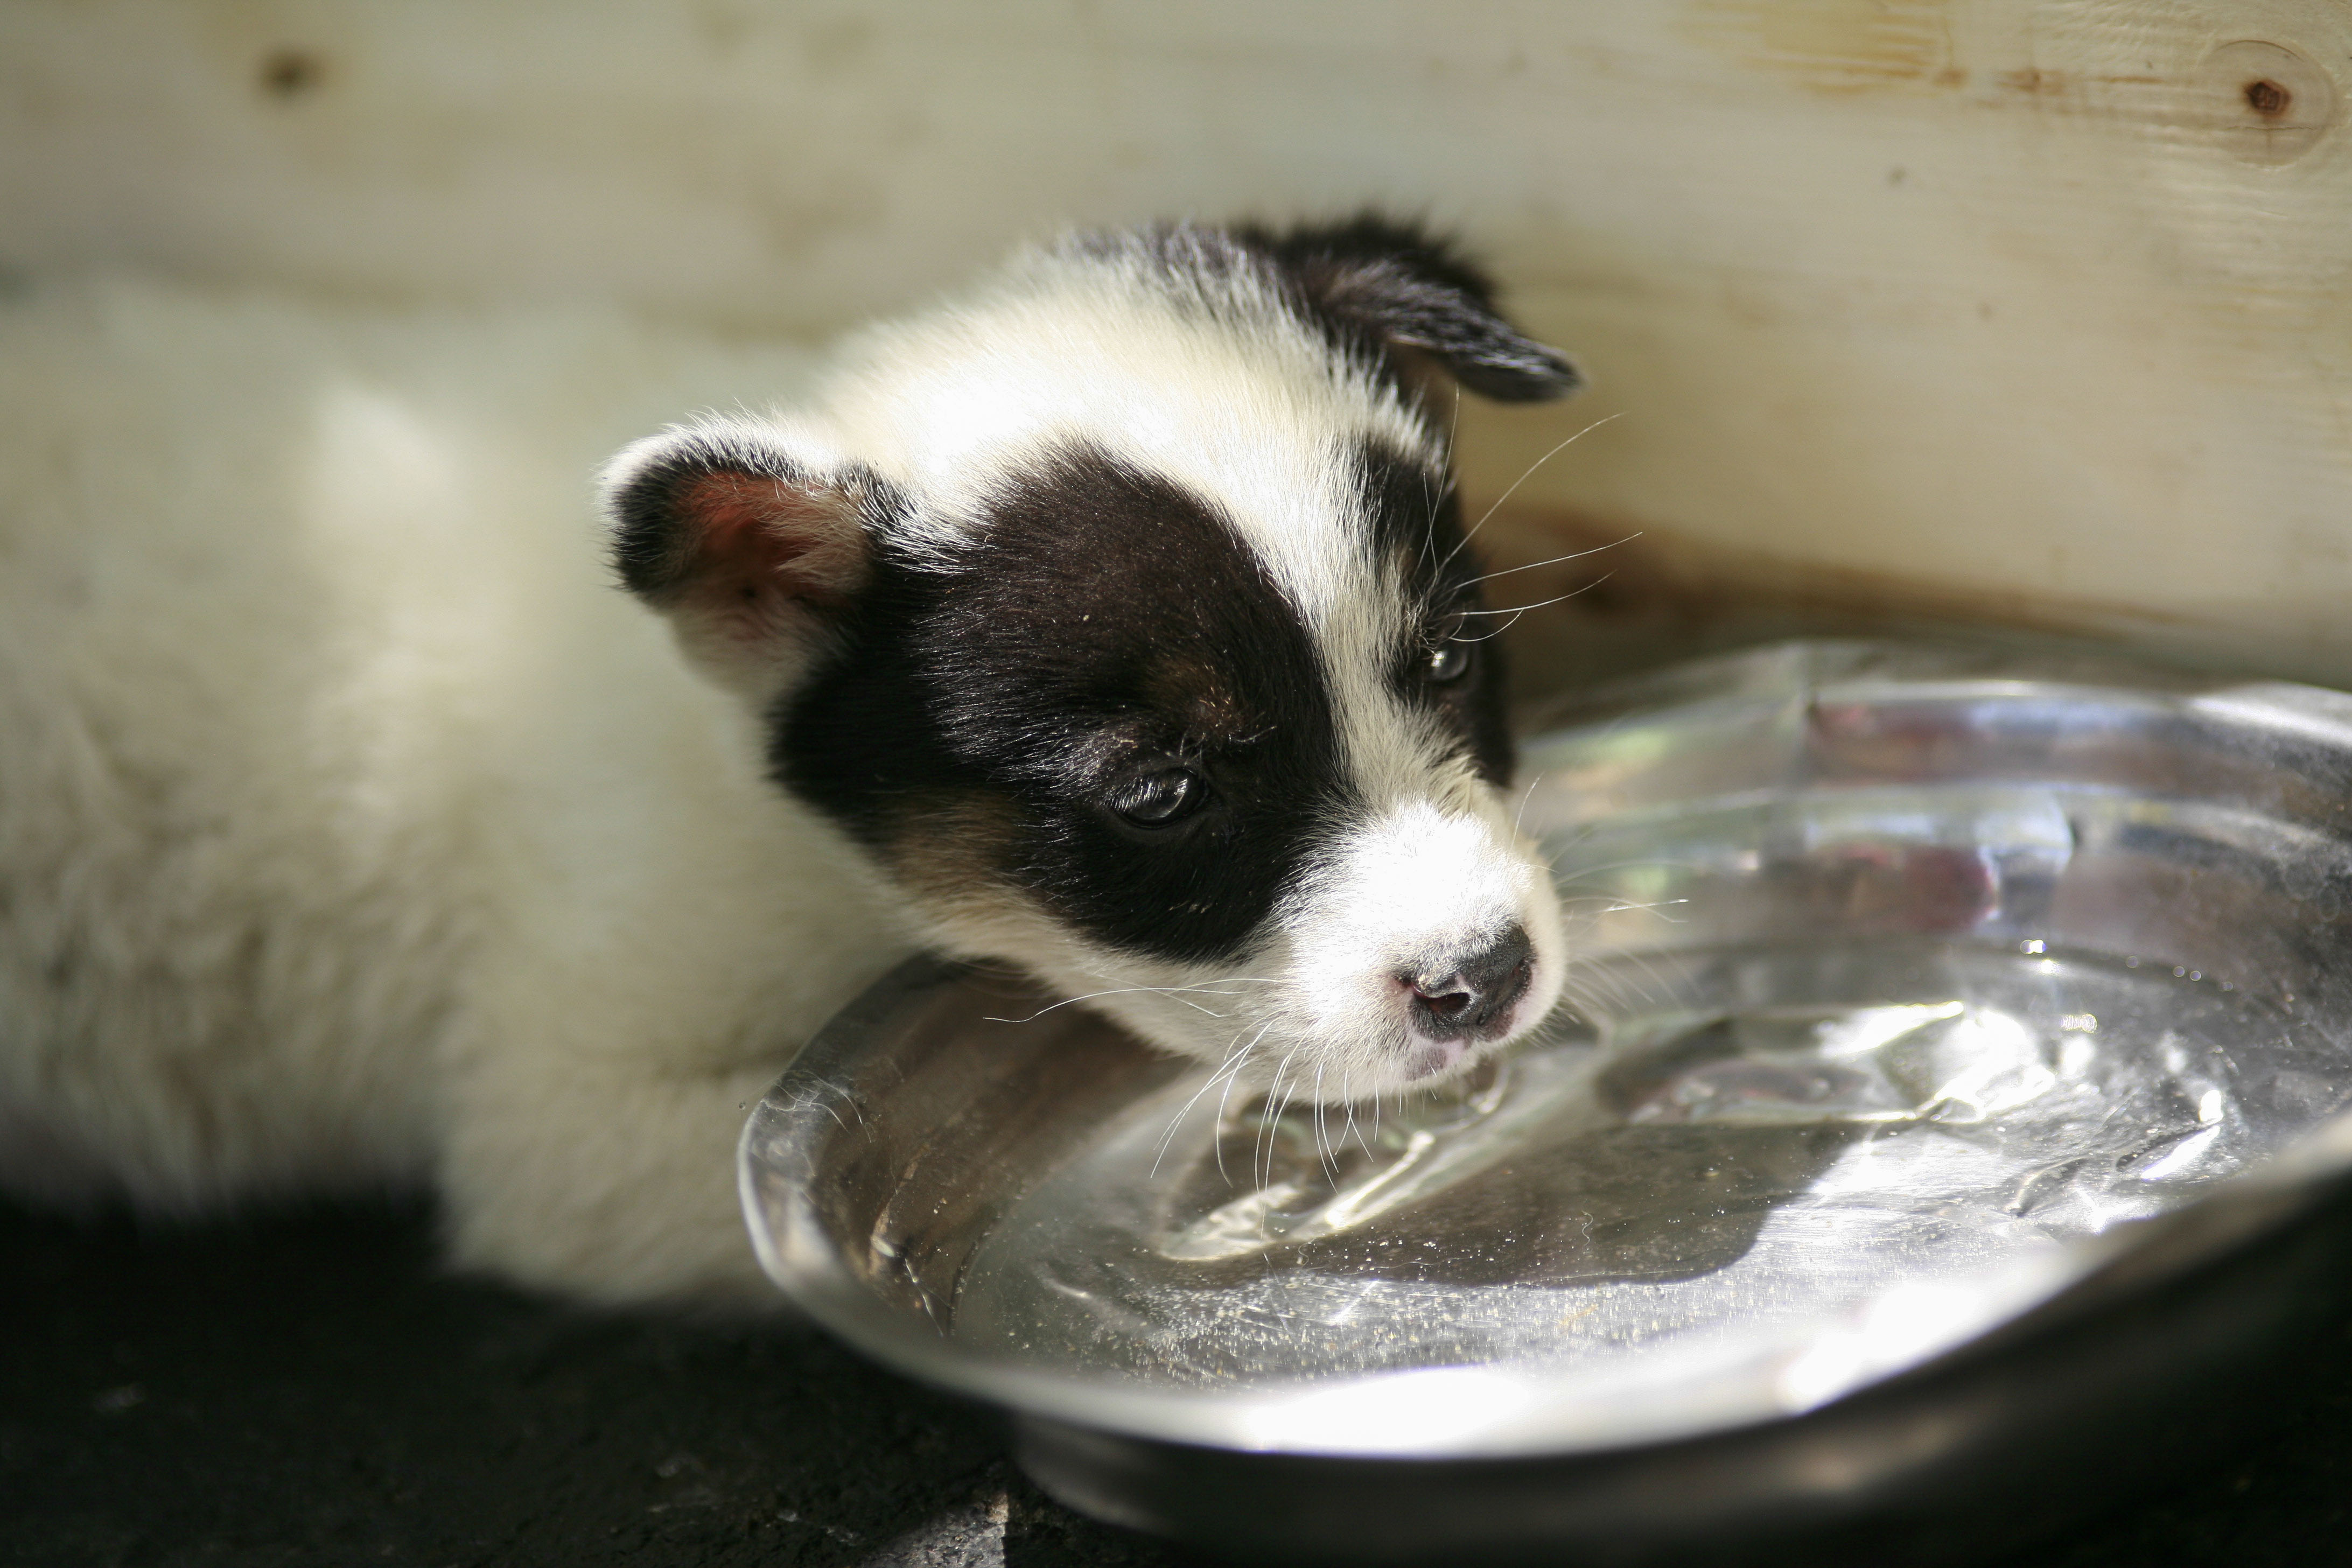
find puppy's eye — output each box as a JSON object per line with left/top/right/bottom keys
{"left": 1424, "top": 637, "right": 1474, "bottom": 685}
{"left": 1109, "top": 768, "right": 1207, "bottom": 828}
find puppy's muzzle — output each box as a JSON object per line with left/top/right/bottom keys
{"left": 1402, "top": 923, "right": 1535, "bottom": 1042}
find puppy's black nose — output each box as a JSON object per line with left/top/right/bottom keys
{"left": 1404, "top": 925, "right": 1535, "bottom": 1041}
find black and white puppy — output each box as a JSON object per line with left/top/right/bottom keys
{"left": 0, "top": 218, "right": 1576, "bottom": 1304}
{"left": 607, "top": 219, "right": 1578, "bottom": 1108}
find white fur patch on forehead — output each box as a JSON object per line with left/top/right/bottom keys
{"left": 811, "top": 236, "right": 1439, "bottom": 630}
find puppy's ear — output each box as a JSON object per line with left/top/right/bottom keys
{"left": 601, "top": 418, "right": 885, "bottom": 694}
{"left": 1240, "top": 214, "right": 1581, "bottom": 404}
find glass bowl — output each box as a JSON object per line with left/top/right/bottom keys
{"left": 740, "top": 640, "right": 2352, "bottom": 1562}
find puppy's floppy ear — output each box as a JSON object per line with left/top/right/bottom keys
{"left": 601, "top": 417, "right": 886, "bottom": 692}
{"left": 1238, "top": 214, "right": 1581, "bottom": 404}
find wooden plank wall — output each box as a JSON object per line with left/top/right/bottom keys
{"left": 7, "top": 1, "right": 2347, "bottom": 694}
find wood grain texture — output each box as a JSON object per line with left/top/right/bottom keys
{"left": 5, "top": 1, "right": 2346, "bottom": 683}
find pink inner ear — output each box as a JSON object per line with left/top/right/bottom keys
{"left": 679, "top": 471, "right": 865, "bottom": 638}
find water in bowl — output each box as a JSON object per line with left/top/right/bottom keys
{"left": 952, "top": 939, "right": 2323, "bottom": 1393}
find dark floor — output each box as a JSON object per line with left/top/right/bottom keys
{"left": 4, "top": 1199, "right": 2349, "bottom": 1568}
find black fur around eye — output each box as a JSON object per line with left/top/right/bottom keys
{"left": 1109, "top": 767, "right": 1208, "bottom": 829}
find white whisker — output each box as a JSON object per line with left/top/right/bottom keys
{"left": 1453, "top": 570, "right": 1620, "bottom": 622}
{"left": 1458, "top": 534, "right": 1642, "bottom": 590}
{"left": 1313, "top": 1066, "right": 1334, "bottom": 1178}
{"left": 1511, "top": 771, "right": 1545, "bottom": 838}
{"left": 983, "top": 977, "right": 1279, "bottom": 1025}
{"left": 1256, "top": 1051, "right": 1299, "bottom": 1190}
{"left": 1152, "top": 1023, "right": 1270, "bottom": 1179}
{"left": 1441, "top": 411, "right": 1625, "bottom": 573}
{"left": 1213, "top": 1052, "right": 1245, "bottom": 1184}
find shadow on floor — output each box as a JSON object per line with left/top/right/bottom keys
{"left": 3, "top": 1199, "right": 2347, "bottom": 1566}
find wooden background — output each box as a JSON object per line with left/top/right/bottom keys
{"left": 9, "top": 0, "right": 2350, "bottom": 693}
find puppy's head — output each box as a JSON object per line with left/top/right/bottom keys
{"left": 604, "top": 218, "right": 1580, "bottom": 1101}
